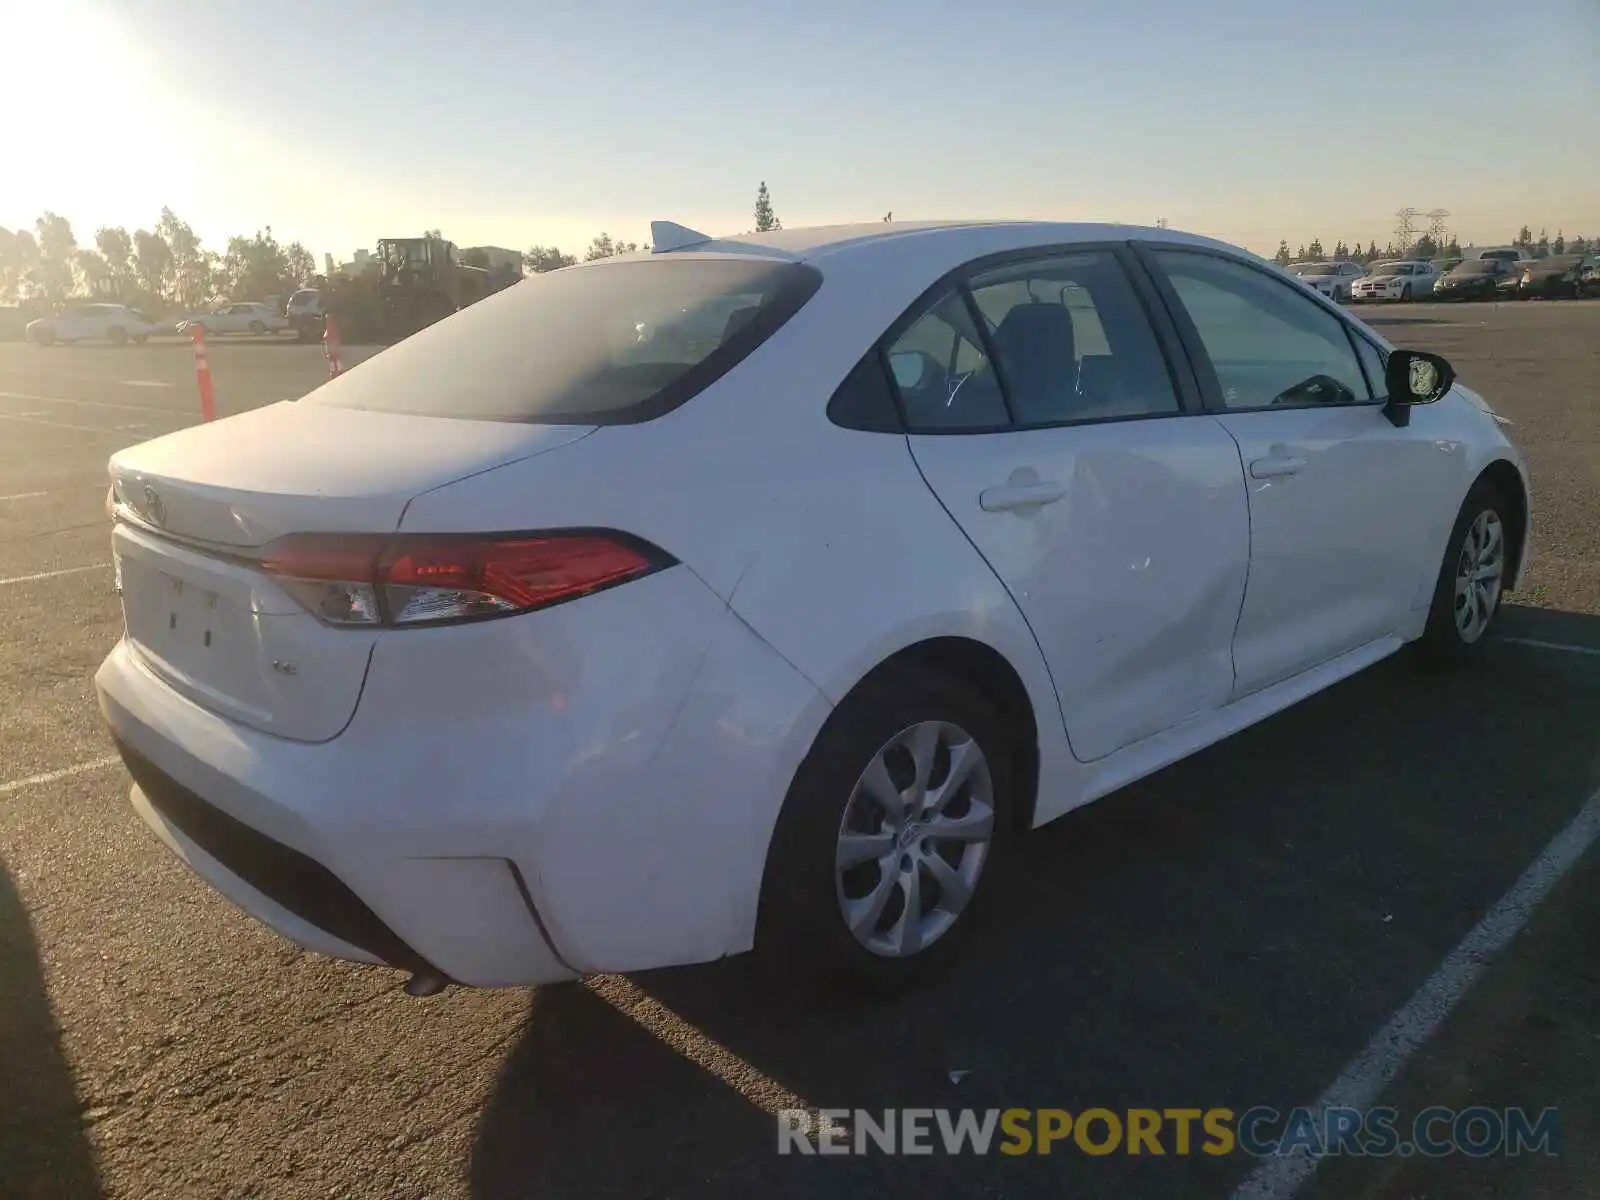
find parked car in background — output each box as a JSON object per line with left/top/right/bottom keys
{"left": 1515, "top": 255, "right": 1594, "bottom": 300}
{"left": 97, "top": 219, "right": 1530, "bottom": 996}
{"left": 1433, "top": 257, "right": 1463, "bottom": 274}
{"left": 1474, "top": 247, "right": 1534, "bottom": 268}
{"left": 26, "top": 303, "right": 164, "bottom": 346}
{"left": 286, "top": 288, "right": 326, "bottom": 341}
{"left": 1350, "top": 261, "right": 1438, "bottom": 302}
{"left": 1286, "top": 261, "right": 1365, "bottom": 301}
{"left": 1432, "top": 258, "right": 1515, "bottom": 302}
{"left": 1579, "top": 260, "right": 1600, "bottom": 298}
{"left": 180, "top": 302, "right": 289, "bottom": 336}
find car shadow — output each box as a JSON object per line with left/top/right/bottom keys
{"left": 471, "top": 626, "right": 1600, "bottom": 1199}
{"left": 0, "top": 859, "right": 103, "bottom": 1199}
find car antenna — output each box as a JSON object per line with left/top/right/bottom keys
{"left": 650, "top": 221, "right": 712, "bottom": 253}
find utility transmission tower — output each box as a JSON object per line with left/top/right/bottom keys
{"left": 1394, "top": 207, "right": 1419, "bottom": 255}
{"left": 1425, "top": 208, "right": 1450, "bottom": 248}
{"left": 1155, "top": 217, "right": 1169, "bottom": 229}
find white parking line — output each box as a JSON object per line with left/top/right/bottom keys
{"left": 0, "top": 389, "right": 193, "bottom": 417}
{"left": 1231, "top": 785, "right": 1600, "bottom": 1199}
{"left": 0, "top": 486, "right": 109, "bottom": 503}
{"left": 0, "top": 755, "right": 122, "bottom": 798}
{"left": 0, "top": 563, "right": 109, "bottom": 587}
{"left": 0, "top": 411, "right": 137, "bottom": 437}
{"left": 1499, "top": 636, "right": 1600, "bottom": 658}
{"left": 121, "top": 380, "right": 174, "bottom": 388}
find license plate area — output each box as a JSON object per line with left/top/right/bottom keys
{"left": 112, "top": 523, "right": 377, "bottom": 741}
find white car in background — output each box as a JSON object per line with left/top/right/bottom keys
{"left": 181, "top": 302, "right": 289, "bottom": 336}
{"left": 1286, "top": 261, "right": 1366, "bottom": 301}
{"left": 1350, "top": 261, "right": 1438, "bottom": 302}
{"left": 26, "top": 303, "right": 163, "bottom": 346}
{"left": 98, "top": 219, "right": 1530, "bottom": 998}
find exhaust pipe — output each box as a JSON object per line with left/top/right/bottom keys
{"left": 403, "top": 972, "right": 450, "bottom": 997}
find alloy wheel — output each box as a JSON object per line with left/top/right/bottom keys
{"left": 834, "top": 720, "right": 996, "bottom": 958}
{"left": 1454, "top": 509, "right": 1504, "bottom": 643}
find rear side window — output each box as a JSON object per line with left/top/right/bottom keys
{"left": 311, "top": 258, "right": 822, "bottom": 424}
{"left": 966, "top": 252, "right": 1181, "bottom": 426}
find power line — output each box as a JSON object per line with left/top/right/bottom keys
{"left": 1394, "top": 207, "right": 1419, "bottom": 254}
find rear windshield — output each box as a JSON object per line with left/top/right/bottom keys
{"left": 1450, "top": 261, "right": 1498, "bottom": 275}
{"left": 310, "top": 257, "right": 823, "bottom": 424}
{"left": 289, "top": 289, "right": 320, "bottom": 305}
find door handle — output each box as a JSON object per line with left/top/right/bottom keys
{"left": 1249, "top": 455, "right": 1308, "bottom": 479}
{"left": 979, "top": 481, "right": 1067, "bottom": 512}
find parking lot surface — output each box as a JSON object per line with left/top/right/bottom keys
{"left": 2, "top": 302, "right": 1597, "bottom": 1199}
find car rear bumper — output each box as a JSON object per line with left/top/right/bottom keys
{"left": 96, "top": 565, "right": 830, "bottom": 987}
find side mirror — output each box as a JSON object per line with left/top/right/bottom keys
{"left": 1382, "top": 349, "right": 1455, "bottom": 428}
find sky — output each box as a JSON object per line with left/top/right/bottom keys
{"left": 3, "top": 0, "right": 1597, "bottom": 265}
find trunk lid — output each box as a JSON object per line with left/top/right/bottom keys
{"left": 108, "top": 401, "right": 595, "bottom": 742}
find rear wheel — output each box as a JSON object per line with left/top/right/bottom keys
{"left": 249, "top": 320, "right": 267, "bottom": 335}
{"left": 34, "top": 329, "right": 55, "bottom": 347}
{"left": 1417, "top": 479, "right": 1509, "bottom": 667}
{"left": 1400, "top": 283, "right": 1412, "bottom": 302}
{"left": 757, "top": 667, "right": 1017, "bottom": 994}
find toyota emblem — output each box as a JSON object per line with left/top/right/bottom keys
{"left": 142, "top": 483, "right": 167, "bottom": 528}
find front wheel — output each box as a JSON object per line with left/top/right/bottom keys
{"left": 1400, "top": 283, "right": 1412, "bottom": 302}
{"left": 1417, "top": 480, "right": 1510, "bottom": 667}
{"left": 757, "top": 667, "right": 1017, "bottom": 994}
{"left": 249, "top": 320, "right": 267, "bottom": 335}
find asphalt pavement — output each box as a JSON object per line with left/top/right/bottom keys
{"left": 0, "top": 303, "right": 1596, "bottom": 1199}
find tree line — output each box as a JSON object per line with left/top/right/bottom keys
{"left": 1272, "top": 225, "right": 1590, "bottom": 266}
{"left": 0, "top": 209, "right": 316, "bottom": 314}
{"left": 0, "top": 182, "right": 789, "bottom": 311}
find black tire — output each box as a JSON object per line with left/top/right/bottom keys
{"left": 34, "top": 329, "right": 54, "bottom": 347}
{"left": 108, "top": 326, "right": 127, "bottom": 346}
{"left": 249, "top": 320, "right": 266, "bottom": 335}
{"left": 1400, "top": 283, "right": 1412, "bottom": 302}
{"left": 756, "top": 666, "right": 1018, "bottom": 995}
{"left": 132, "top": 334, "right": 148, "bottom": 344}
{"left": 1416, "top": 478, "right": 1510, "bottom": 668}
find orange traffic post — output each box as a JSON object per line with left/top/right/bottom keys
{"left": 190, "top": 322, "right": 216, "bottom": 422}
{"left": 324, "top": 313, "right": 343, "bottom": 379}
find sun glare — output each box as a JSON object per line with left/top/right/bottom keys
{"left": 3, "top": 0, "right": 194, "bottom": 231}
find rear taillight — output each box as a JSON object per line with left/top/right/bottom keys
{"left": 257, "top": 531, "right": 672, "bottom": 628}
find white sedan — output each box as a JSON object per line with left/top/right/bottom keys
{"left": 26, "top": 303, "right": 163, "bottom": 345}
{"left": 1286, "top": 260, "right": 1365, "bottom": 301}
{"left": 97, "top": 220, "right": 1530, "bottom": 997}
{"left": 181, "top": 302, "right": 288, "bottom": 336}
{"left": 1350, "top": 261, "right": 1439, "bottom": 302}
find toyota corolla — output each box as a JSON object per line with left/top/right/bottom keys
{"left": 97, "top": 220, "right": 1530, "bottom": 996}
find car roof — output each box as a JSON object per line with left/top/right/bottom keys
{"left": 644, "top": 219, "right": 1243, "bottom": 268}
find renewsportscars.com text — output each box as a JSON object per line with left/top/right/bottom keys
{"left": 777, "top": 1106, "right": 1559, "bottom": 1158}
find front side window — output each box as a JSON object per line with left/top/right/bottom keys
{"left": 966, "top": 252, "right": 1180, "bottom": 426}
{"left": 1152, "top": 250, "right": 1371, "bottom": 411}
{"left": 311, "top": 257, "right": 822, "bottom": 424}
